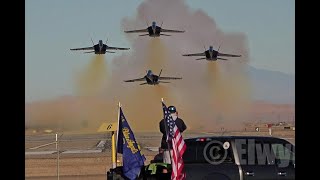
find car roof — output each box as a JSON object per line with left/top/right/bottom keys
{"left": 185, "top": 136, "right": 288, "bottom": 141}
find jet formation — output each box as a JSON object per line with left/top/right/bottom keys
{"left": 124, "top": 69, "right": 182, "bottom": 85}
{"left": 70, "top": 21, "right": 242, "bottom": 85}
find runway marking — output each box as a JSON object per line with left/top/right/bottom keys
{"left": 144, "top": 147, "right": 159, "bottom": 152}
{"left": 25, "top": 151, "right": 56, "bottom": 155}
{"left": 62, "top": 149, "right": 103, "bottom": 154}
{"left": 25, "top": 149, "right": 103, "bottom": 155}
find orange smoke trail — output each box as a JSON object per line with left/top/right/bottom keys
{"left": 75, "top": 55, "right": 108, "bottom": 96}
{"left": 207, "top": 61, "right": 252, "bottom": 131}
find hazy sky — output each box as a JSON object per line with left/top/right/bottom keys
{"left": 25, "top": 0, "right": 294, "bottom": 103}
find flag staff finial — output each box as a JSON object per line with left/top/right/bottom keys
{"left": 161, "top": 98, "right": 164, "bottom": 102}
{"left": 118, "top": 102, "right": 121, "bottom": 107}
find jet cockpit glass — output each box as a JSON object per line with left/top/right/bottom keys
{"left": 152, "top": 21, "right": 156, "bottom": 29}
{"left": 99, "top": 40, "right": 103, "bottom": 46}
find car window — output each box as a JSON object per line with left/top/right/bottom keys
{"left": 260, "top": 138, "right": 295, "bottom": 167}
{"left": 237, "top": 138, "right": 275, "bottom": 165}
{"left": 196, "top": 139, "right": 234, "bottom": 164}
{"left": 271, "top": 143, "right": 295, "bottom": 166}
{"left": 184, "top": 139, "right": 234, "bottom": 164}
{"left": 183, "top": 140, "right": 197, "bottom": 163}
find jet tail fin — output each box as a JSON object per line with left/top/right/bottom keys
{"left": 218, "top": 42, "right": 222, "bottom": 52}
{"left": 91, "top": 37, "right": 95, "bottom": 46}
{"left": 159, "top": 69, "right": 162, "bottom": 77}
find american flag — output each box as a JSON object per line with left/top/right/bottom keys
{"left": 162, "top": 102, "right": 187, "bottom": 180}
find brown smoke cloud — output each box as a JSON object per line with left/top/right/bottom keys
{"left": 25, "top": 96, "right": 117, "bottom": 133}
{"left": 26, "top": 0, "right": 253, "bottom": 133}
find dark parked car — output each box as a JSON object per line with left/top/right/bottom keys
{"left": 183, "top": 136, "right": 295, "bottom": 180}
{"left": 107, "top": 136, "right": 295, "bottom": 180}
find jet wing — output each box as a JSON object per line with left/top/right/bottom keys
{"left": 124, "top": 29, "right": 148, "bottom": 33}
{"left": 161, "top": 28, "right": 185, "bottom": 33}
{"left": 70, "top": 47, "right": 93, "bottom": 51}
{"left": 159, "top": 77, "right": 182, "bottom": 80}
{"left": 182, "top": 52, "right": 206, "bottom": 57}
{"left": 124, "top": 77, "right": 145, "bottom": 82}
{"left": 107, "top": 46, "right": 130, "bottom": 50}
{"left": 218, "top": 52, "right": 241, "bottom": 57}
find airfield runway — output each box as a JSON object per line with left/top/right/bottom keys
{"left": 25, "top": 130, "right": 294, "bottom": 179}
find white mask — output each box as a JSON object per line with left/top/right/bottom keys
{"left": 171, "top": 113, "right": 177, "bottom": 120}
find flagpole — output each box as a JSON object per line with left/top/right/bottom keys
{"left": 114, "top": 102, "right": 121, "bottom": 169}
{"left": 161, "top": 98, "right": 173, "bottom": 165}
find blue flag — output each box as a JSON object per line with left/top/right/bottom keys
{"left": 117, "top": 107, "right": 146, "bottom": 180}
